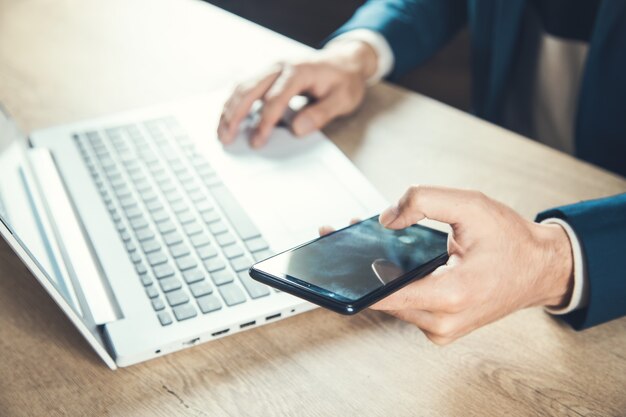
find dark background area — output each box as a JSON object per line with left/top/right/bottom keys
{"left": 206, "top": 0, "right": 472, "bottom": 111}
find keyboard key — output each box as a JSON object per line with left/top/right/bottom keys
{"left": 165, "top": 289, "right": 189, "bottom": 307}
{"left": 197, "top": 294, "right": 222, "bottom": 314}
{"left": 201, "top": 174, "right": 222, "bottom": 188}
{"left": 158, "top": 311, "right": 173, "bottom": 326}
{"left": 125, "top": 240, "right": 136, "bottom": 253}
{"left": 119, "top": 196, "right": 137, "bottom": 208}
{"left": 252, "top": 249, "right": 274, "bottom": 262}
{"left": 153, "top": 263, "right": 175, "bottom": 279}
{"left": 173, "top": 304, "right": 197, "bottom": 321}
{"left": 175, "top": 255, "right": 197, "bottom": 271}
{"left": 196, "top": 244, "right": 218, "bottom": 260}
{"left": 145, "top": 199, "right": 163, "bottom": 212}
{"left": 204, "top": 257, "right": 225, "bottom": 273}
{"left": 177, "top": 210, "right": 195, "bottom": 224}
{"left": 130, "top": 251, "right": 142, "bottom": 264}
{"left": 135, "top": 262, "right": 147, "bottom": 275}
{"left": 151, "top": 298, "right": 165, "bottom": 311}
{"left": 151, "top": 209, "right": 170, "bottom": 223}
{"left": 230, "top": 255, "right": 253, "bottom": 272}
{"left": 210, "top": 269, "right": 234, "bottom": 286}
{"left": 182, "top": 268, "right": 205, "bottom": 284}
{"left": 163, "top": 231, "right": 183, "bottom": 246}
{"left": 157, "top": 220, "right": 176, "bottom": 234}
{"left": 189, "top": 190, "right": 206, "bottom": 203}
{"left": 190, "top": 233, "right": 211, "bottom": 248}
{"left": 136, "top": 227, "right": 155, "bottom": 241}
{"left": 159, "top": 277, "right": 182, "bottom": 292}
{"left": 216, "top": 232, "right": 236, "bottom": 247}
{"left": 211, "top": 184, "right": 260, "bottom": 240}
{"left": 130, "top": 216, "right": 149, "bottom": 230}
{"left": 140, "top": 189, "right": 158, "bottom": 202}
{"left": 145, "top": 285, "right": 159, "bottom": 299}
{"left": 170, "top": 200, "right": 188, "bottom": 213}
{"left": 139, "top": 272, "right": 153, "bottom": 287}
{"left": 121, "top": 230, "right": 132, "bottom": 242}
{"left": 189, "top": 281, "right": 213, "bottom": 298}
{"left": 158, "top": 179, "right": 176, "bottom": 193}
{"left": 141, "top": 239, "right": 161, "bottom": 254}
{"left": 164, "top": 190, "right": 182, "bottom": 203}
{"left": 245, "top": 237, "right": 269, "bottom": 253}
{"left": 169, "top": 243, "right": 190, "bottom": 258}
{"left": 218, "top": 283, "right": 246, "bottom": 306}
{"left": 223, "top": 244, "right": 244, "bottom": 259}
{"left": 183, "top": 222, "right": 203, "bottom": 236}
{"left": 147, "top": 251, "right": 168, "bottom": 266}
{"left": 208, "top": 221, "right": 227, "bottom": 235}
{"left": 195, "top": 200, "right": 213, "bottom": 213}
{"left": 238, "top": 272, "right": 270, "bottom": 299}
{"left": 201, "top": 209, "right": 220, "bottom": 224}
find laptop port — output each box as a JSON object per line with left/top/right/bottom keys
{"left": 265, "top": 313, "right": 282, "bottom": 321}
{"left": 240, "top": 321, "right": 256, "bottom": 329}
{"left": 183, "top": 337, "right": 200, "bottom": 346}
{"left": 211, "top": 328, "right": 230, "bottom": 337}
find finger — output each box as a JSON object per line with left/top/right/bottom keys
{"left": 385, "top": 310, "right": 461, "bottom": 344}
{"left": 370, "top": 266, "right": 454, "bottom": 311}
{"left": 379, "top": 185, "right": 481, "bottom": 229}
{"left": 291, "top": 91, "right": 351, "bottom": 137}
{"left": 422, "top": 331, "right": 455, "bottom": 346}
{"left": 318, "top": 225, "right": 335, "bottom": 236}
{"left": 384, "top": 309, "right": 436, "bottom": 329}
{"left": 251, "top": 66, "right": 309, "bottom": 148}
{"left": 350, "top": 218, "right": 361, "bottom": 225}
{"left": 218, "top": 66, "right": 283, "bottom": 144}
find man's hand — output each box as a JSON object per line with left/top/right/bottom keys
{"left": 321, "top": 186, "right": 575, "bottom": 345}
{"left": 217, "top": 40, "right": 377, "bottom": 148}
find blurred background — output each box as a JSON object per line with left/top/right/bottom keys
{"left": 206, "top": 0, "right": 472, "bottom": 112}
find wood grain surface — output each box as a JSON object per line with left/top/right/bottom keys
{"left": 1, "top": 0, "right": 625, "bottom": 416}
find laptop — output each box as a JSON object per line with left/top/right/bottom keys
{"left": 0, "top": 91, "right": 387, "bottom": 368}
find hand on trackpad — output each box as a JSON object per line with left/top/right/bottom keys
{"left": 224, "top": 125, "right": 321, "bottom": 159}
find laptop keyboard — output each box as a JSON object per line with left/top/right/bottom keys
{"left": 74, "top": 117, "right": 275, "bottom": 326}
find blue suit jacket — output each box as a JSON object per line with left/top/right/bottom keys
{"left": 333, "top": 0, "right": 626, "bottom": 329}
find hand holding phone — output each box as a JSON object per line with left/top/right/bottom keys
{"left": 249, "top": 216, "right": 448, "bottom": 314}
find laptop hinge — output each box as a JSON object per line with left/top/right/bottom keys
{"left": 26, "top": 147, "right": 121, "bottom": 325}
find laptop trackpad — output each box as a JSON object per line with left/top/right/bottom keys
{"left": 212, "top": 129, "right": 381, "bottom": 248}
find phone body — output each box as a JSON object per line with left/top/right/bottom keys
{"left": 249, "top": 216, "right": 449, "bottom": 315}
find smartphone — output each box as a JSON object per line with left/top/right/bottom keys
{"left": 249, "top": 215, "right": 449, "bottom": 315}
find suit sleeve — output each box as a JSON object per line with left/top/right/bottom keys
{"left": 536, "top": 193, "right": 626, "bottom": 330}
{"left": 327, "top": 0, "right": 468, "bottom": 79}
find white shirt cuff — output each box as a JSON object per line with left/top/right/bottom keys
{"left": 326, "top": 29, "right": 395, "bottom": 86}
{"left": 541, "top": 218, "right": 588, "bottom": 315}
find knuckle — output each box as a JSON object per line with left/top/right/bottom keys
{"left": 444, "top": 287, "right": 468, "bottom": 313}
{"left": 428, "top": 334, "right": 454, "bottom": 346}
{"left": 431, "top": 317, "right": 457, "bottom": 338}
{"left": 406, "top": 185, "right": 423, "bottom": 204}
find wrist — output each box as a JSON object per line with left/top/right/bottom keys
{"left": 533, "top": 223, "right": 575, "bottom": 308}
{"left": 322, "top": 40, "right": 378, "bottom": 82}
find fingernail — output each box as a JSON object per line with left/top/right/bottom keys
{"left": 250, "top": 132, "right": 264, "bottom": 148}
{"left": 293, "top": 115, "right": 316, "bottom": 136}
{"left": 379, "top": 204, "right": 399, "bottom": 227}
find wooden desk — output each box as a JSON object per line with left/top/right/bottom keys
{"left": 1, "top": 0, "right": 626, "bottom": 415}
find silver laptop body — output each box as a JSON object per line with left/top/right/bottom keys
{"left": 0, "top": 91, "right": 387, "bottom": 368}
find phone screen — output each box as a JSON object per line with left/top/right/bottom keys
{"left": 255, "top": 216, "right": 448, "bottom": 304}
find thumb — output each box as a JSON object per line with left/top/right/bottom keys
{"left": 380, "top": 185, "right": 477, "bottom": 229}
{"left": 291, "top": 92, "right": 348, "bottom": 136}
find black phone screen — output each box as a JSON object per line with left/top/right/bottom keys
{"left": 255, "top": 216, "right": 448, "bottom": 304}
